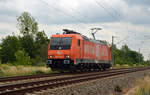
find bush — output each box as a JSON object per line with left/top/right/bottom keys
{"left": 35, "top": 70, "right": 45, "bottom": 74}
{"left": 0, "top": 36, "right": 21, "bottom": 63}
{"left": 0, "top": 64, "right": 51, "bottom": 77}
{"left": 0, "top": 68, "right": 3, "bottom": 75}
{"left": 31, "top": 56, "right": 46, "bottom": 66}
{"left": 14, "top": 50, "right": 31, "bottom": 65}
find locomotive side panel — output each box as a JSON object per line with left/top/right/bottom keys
{"left": 83, "top": 40, "right": 96, "bottom": 60}
{"left": 82, "top": 40, "right": 112, "bottom": 64}
{"left": 99, "top": 45, "right": 108, "bottom": 60}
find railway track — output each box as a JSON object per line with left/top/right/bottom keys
{"left": 0, "top": 68, "right": 130, "bottom": 83}
{"left": 0, "top": 67, "right": 149, "bottom": 95}
{"left": 0, "top": 72, "right": 69, "bottom": 83}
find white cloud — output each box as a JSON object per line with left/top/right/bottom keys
{"left": 0, "top": 0, "right": 150, "bottom": 60}
{"left": 0, "top": 22, "right": 18, "bottom": 42}
{"left": 148, "top": 7, "right": 150, "bottom": 12}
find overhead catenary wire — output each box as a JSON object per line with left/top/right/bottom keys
{"left": 41, "top": 0, "right": 132, "bottom": 46}
{"left": 103, "top": 0, "right": 121, "bottom": 19}
{"left": 94, "top": 0, "right": 133, "bottom": 46}
{"left": 116, "top": 36, "right": 129, "bottom": 45}
{"left": 94, "top": 0, "right": 149, "bottom": 60}
{"left": 40, "top": 0, "right": 83, "bottom": 23}
{"left": 100, "top": 0, "right": 121, "bottom": 20}
{"left": 61, "top": 4, "right": 88, "bottom": 21}
{"left": 40, "top": 0, "right": 88, "bottom": 29}
{"left": 94, "top": 0, "right": 119, "bottom": 21}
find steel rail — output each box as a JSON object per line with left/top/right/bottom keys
{"left": 0, "top": 67, "right": 149, "bottom": 95}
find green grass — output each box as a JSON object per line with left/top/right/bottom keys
{"left": 0, "top": 63, "right": 147, "bottom": 77}
{"left": 114, "top": 64, "right": 146, "bottom": 69}
{"left": 124, "top": 76, "right": 150, "bottom": 95}
{"left": 134, "top": 76, "right": 150, "bottom": 95}
{"left": 0, "top": 64, "right": 56, "bottom": 77}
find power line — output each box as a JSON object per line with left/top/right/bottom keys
{"left": 94, "top": 0, "right": 134, "bottom": 47}
{"left": 40, "top": 0, "right": 88, "bottom": 29}
{"left": 61, "top": 4, "right": 88, "bottom": 21}
{"left": 103, "top": 0, "right": 120, "bottom": 19}
{"left": 94, "top": 0, "right": 119, "bottom": 21}
{"left": 116, "top": 36, "right": 129, "bottom": 45}
{"left": 41, "top": 0, "right": 83, "bottom": 23}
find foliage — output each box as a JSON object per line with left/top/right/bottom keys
{"left": 31, "top": 56, "right": 45, "bottom": 66}
{"left": 0, "top": 46, "right": 1, "bottom": 64}
{"left": 131, "top": 76, "right": 150, "bottom": 95}
{"left": 19, "top": 35, "right": 35, "bottom": 58}
{"left": 16, "top": 12, "right": 49, "bottom": 65}
{"left": 0, "top": 64, "right": 52, "bottom": 77}
{"left": 34, "top": 31, "right": 49, "bottom": 61}
{"left": 112, "top": 44, "right": 146, "bottom": 66}
{"left": 17, "top": 12, "right": 38, "bottom": 36}
{"left": 0, "top": 12, "right": 49, "bottom": 65}
{"left": 14, "top": 50, "right": 31, "bottom": 65}
{"left": 0, "top": 36, "right": 21, "bottom": 63}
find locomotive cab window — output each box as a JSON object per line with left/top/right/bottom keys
{"left": 78, "top": 39, "right": 80, "bottom": 46}
{"left": 50, "top": 37, "right": 72, "bottom": 50}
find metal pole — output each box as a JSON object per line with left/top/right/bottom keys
{"left": 148, "top": 54, "right": 150, "bottom": 65}
{"left": 112, "top": 36, "right": 114, "bottom": 68}
{"left": 139, "top": 48, "right": 140, "bottom": 64}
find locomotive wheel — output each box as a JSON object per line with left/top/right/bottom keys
{"left": 79, "top": 64, "right": 84, "bottom": 72}
{"left": 70, "top": 66, "right": 76, "bottom": 73}
{"left": 102, "top": 66, "right": 106, "bottom": 71}
{"left": 98, "top": 64, "right": 102, "bottom": 71}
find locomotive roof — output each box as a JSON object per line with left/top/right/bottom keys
{"left": 63, "top": 29, "right": 107, "bottom": 45}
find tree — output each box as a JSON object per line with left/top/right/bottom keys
{"left": 113, "top": 44, "right": 144, "bottom": 66}
{"left": 0, "top": 36, "right": 21, "bottom": 63}
{"left": 17, "top": 12, "right": 39, "bottom": 59}
{"left": 17, "top": 12, "right": 50, "bottom": 64}
{"left": 35, "top": 31, "right": 49, "bottom": 45}
{"left": 14, "top": 50, "right": 31, "bottom": 65}
{"left": 19, "top": 35, "right": 35, "bottom": 58}
{"left": 34, "top": 31, "right": 49, "bottom": 62}
{"left": 17, "top": 12, "right": 38, "bottom": 36}
{"left": 121, "top": 44, "right": 130, "bottom": 52}
{"left": 0, "top": 12, "right": 50, "bottom": 65}
{"left": 0, "top": 45, "right": 2, "bottom": 64}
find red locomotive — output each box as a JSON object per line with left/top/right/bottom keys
{"left": 46, "top": 29, "right": 112, "bottom": 72}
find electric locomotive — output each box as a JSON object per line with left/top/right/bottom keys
{"left": 46, "top": 29, "right": 112, "bottom": 72}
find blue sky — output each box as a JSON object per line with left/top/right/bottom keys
{"left": 0, "top": 0, "right": 150, "bottom": 60}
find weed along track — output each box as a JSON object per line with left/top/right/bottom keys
{"left": 0, "top": 67, "right": 149, "bottom": 95}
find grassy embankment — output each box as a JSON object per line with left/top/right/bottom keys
{"left": 124, "top": 75, "right": 150, "bottom": 95}
{"left": 114, "top": 64, "right": 147, "bottom": 69}
{"left": 133, "top": 76, "right": 150, "bottom": 95}
{"left": 0, "top": 64, "right": 56, "bottom": 77}
{"left": 0, "top": 61, "right": 147, "bottom": 77}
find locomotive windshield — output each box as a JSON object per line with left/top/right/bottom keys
{"left": 50, "top": 37, "right": 72, "bottom": 50}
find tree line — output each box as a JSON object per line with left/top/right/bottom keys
{"left": 112, "top": 44, "right": 149, "bottom": 66}
{"left": 0, "top": 12, "right": 49, "bottom": 65}
{"left": 0, "top": 12, "right": 149, "bottom": 66}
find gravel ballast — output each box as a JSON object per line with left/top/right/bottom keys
{"left": 31, "top": 69, "right": 150, "bottom": 95}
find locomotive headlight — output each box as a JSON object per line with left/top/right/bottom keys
{"left": 49, "top": 55, "right": 54, "bottom": 58}
{"left": 65, "top": 55, "right": 70, "bottom": 58}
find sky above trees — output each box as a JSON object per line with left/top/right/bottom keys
{"left": 0, "top": 0, "right": 150, "bottom": 59}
